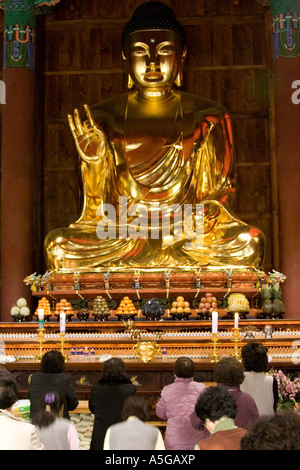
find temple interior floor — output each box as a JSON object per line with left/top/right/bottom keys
{"left": 70, "top": 412, "right": 94, "bottom": 450}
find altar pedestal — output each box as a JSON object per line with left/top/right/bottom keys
{"left": 2, "top": 318, "right": 300, "bottom": 407}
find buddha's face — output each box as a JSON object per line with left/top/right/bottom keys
{"left": 125, "top": 30, "right": 185, "bottom": 91}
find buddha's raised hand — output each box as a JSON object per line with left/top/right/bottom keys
{"left": 68, "top": 104, "right": 107, "bottom": 163}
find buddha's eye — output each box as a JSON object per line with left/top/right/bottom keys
{"left": 131, "top": 46, "right": 148, "bottom": 57}
{"left": 157, "top": 44, "right": 174, "bottom": 56}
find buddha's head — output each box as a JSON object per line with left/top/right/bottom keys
{"left": 121, "top": 2, "right": 187, "bottom": 92}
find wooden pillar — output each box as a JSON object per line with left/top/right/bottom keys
{"left": 260, "top": 0, "right": 300, "bottom": 318}
{"left": 274, "top": 57, "right": 300, "bottom": 319}
{"left": 0, "top": 0, "right": 36, "bottom": 321}
{"left": 1, "top": 67, "right": 35, "bottom": 321}
{"left": 0, "top": 1, "right": 61, "bottom": 322}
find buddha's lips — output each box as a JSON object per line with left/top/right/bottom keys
{"left": 144, "top": 71, "right": 163, "bottom": 81}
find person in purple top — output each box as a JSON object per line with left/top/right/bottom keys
{"left": 156, "top": 357, "right": 206, "bottom": 450}
{"left": 190, "top": 357, "right": 259, "bottom": 436}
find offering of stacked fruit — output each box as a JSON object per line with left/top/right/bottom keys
{"left": 54, "top": 299, "right": 73, "bottom": 320}
{"left": 116, "top": 296, "right": 137, "bottom": 320}
{"left": 197, "top": 293, "right": 218, "bottom": 319}
{"left": 261, "top": 284, "right": 285, "bottom": 318}
{"left": 34, "top": 297, "right": 52, "bottom": 320}
{"left": 142, "top": 298, "right": 165, "bottom": 321}
{"left": 170, "top": 296, "right": 191, "bottom": 319}
{"left": 11, "top": 297, "right": 31, "bottom": 321}
{"left": 226, "top": 293, "right": 250, "bottom": 318}
{"left": 77, "top": 308, "right": 90, "bottom": 322}
{"left": 92, "top": 296, "right": 110, "bottom": 321}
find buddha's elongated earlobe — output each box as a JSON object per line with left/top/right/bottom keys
{"left": 175, "top": 71, "right": 183, "bottom": 87}
{"left": 175, "top": 46, "right": 187, "bottom": 87}
{"left": 127, "top": 74, "right": 134, "bottom": 89}
{"left": 122, "top": 51, "right": 134, "bottom": 89}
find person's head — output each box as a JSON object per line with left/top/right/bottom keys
{"left": 214, "top": 357, "right": 245, "bottom": 386}
{"left": 121, "top": 2, "right": 186, "bottom": 91}
{"left": 122, "top": 395, "right": 149, "bottom": 422}
{"left": 0, "top": 366, "right": 18, "bottom": 410}
{"left": 174, "top": 356, "right": 195, "bottom": 378}
{"left": 31, "top": 391, "right": 65, "bottom": 428}
{"left": 40, "top": 350, "right": 65, "bottom": 373}
{"left": 240, "top": 410, "right": 300, "bottom": 450}
{"left": 195, "top": 385, "right": 237, "bottom": 433}
{"left": 241, "top": 342, "right": 269, "bottom": 372}
{"left": 101, "top": 357, "right": 127, "bottom": 382}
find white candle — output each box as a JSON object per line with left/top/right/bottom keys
{"left": 38, "top": 308, "right": 44, "bottom": 329}
{"left": 234, "top": 312, "right": 239, "bottom": 329}
{"left": 212, "top": 311, "right": 218, "bottom": 333}
{"left": 60, "top": 311, "right": 66, "bottom": 333}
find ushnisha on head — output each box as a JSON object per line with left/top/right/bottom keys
{"left": 121, "top": 2, "right": 186, "bottom": 54}
{"left": 121, "top": 2, "right": 187, "bottom": 90}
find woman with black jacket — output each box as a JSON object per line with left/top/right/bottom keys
{"left": 28, "top": 350, "right": 78, "bottom": 420}
{"left": 89, "top": 357, "right": 136, "bottom": 450}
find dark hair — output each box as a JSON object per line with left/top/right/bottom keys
{"left": 0, "top": 366, "right": 18, "bottom": 409}
{"left": 174, "top": 357, "right": 195, "bottom": 378}
{"left": 121, "top": 1, "right": 186, "bottom": 53}
{"left": 40, "top": 350, "right": 65, "bottom": 373}
{"left": 122, "top": 395, "right": 149, "bottom": 422}
{"left": 100, "top": 357, "right": 129, "bottom": 383}
{"left": 240, "top": 410, "right": 300, "bottom": 450}
{"left": 241, "top": 342, "right": 268, "bottom": 372}
{"left": 195, "top": 385, "right": 237, "bottom": 423}
{"left": 214, "top": 357, "right": 245, "bottom": 386}
{"left": 31, "top": 390, "right": 64, "bottom": 428}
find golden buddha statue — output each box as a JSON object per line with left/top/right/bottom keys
{"left": 44, "top": 2, "right": 265, "bottom": 272}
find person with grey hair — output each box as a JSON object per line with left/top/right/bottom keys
{"left": 0, "top": 366, "right": 44, "bottom": 450}
{"left": 194, "top": 385, "right": 246, "bottom": 450}
{"left": 240, "top": 409, "right": 300, "bottom": 450}
{"left": 190, "top": 357, "right": 259, "bottom": 434}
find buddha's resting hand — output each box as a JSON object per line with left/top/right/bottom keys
{"left": 68, "top": 104, "right": 107, "bottom": 163}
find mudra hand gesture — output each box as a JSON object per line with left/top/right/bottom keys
{"left": 68, "top": 104, "right": 107, "bottom": 163}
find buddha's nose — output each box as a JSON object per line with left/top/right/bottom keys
{"left": 148, "top": 60, "right": 160, "bottom": 72}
